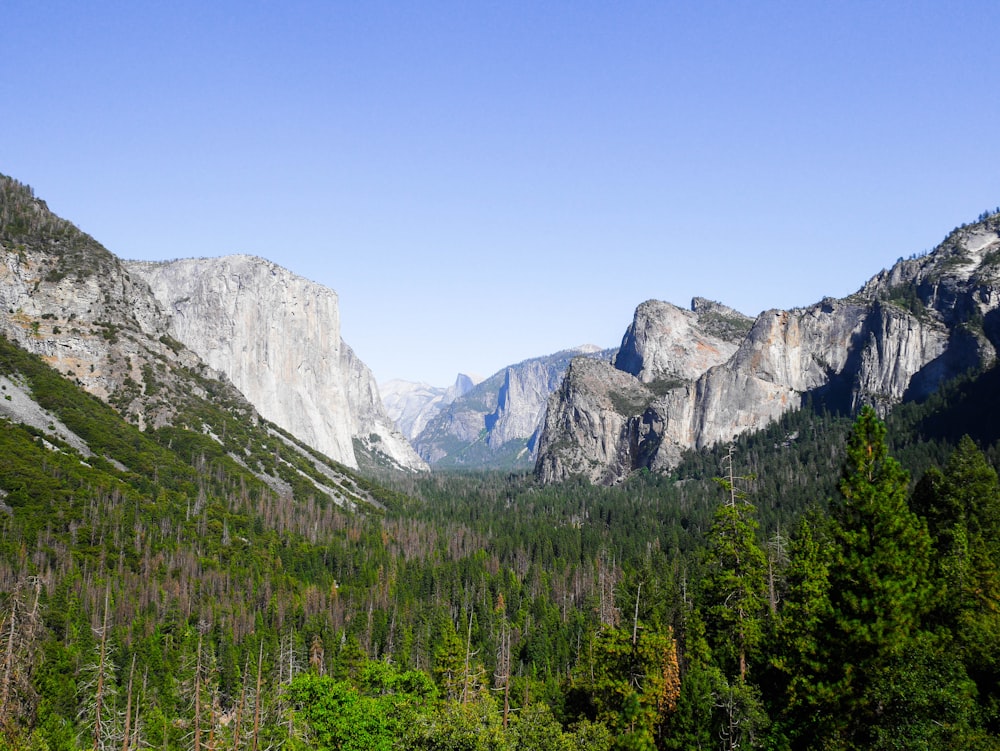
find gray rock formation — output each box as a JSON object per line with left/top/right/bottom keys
{"left": 0, "top": 174, "right": 401, "bottom": 506}
{"left": 0, "top": 177, "right": 215, "bottom": 430}
{"left": 615, "top": 298, "right": 752, "bottom": 383}
{"left": 415, "top": 346, "right": 614, "bottom": 469}
{"left": 536, "top": 216, "right": 1000, "bottom": 485}
{"left": 381, "top": 373, "right": 480, "bottom": 441}
{"left": 127, "top": 255, "right": 427, "bottom": 473}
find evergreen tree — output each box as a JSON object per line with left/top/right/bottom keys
{"left": 586, "top": 625, "right": 680, "bottom": 750}
{"left": 912, "top": 436, "right": 1000, "bottom": 733}
{"left": 702, "top": 449, "right": 767, "bottom": 682}
{"left": 774, "top": 407, "right": 934, "bottom": 747}
{"left": 831, "top": 406, "right": 931, "bottom": 666}
{"left": 769, "top": 515, "right": 836, "bottom": 741}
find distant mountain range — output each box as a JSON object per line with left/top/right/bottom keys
{"left": 398, "top": 346, "right": 616, "bottom": 470}
{"left": 3, "top": 171, "right": 998, "bottom": 487}
{"left": 380, "top": 373, "right": 481, "bottom": 442}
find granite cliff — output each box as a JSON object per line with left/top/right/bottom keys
{"left": 0, "top": 176, "right": 214, "bottom": 430}
{"left": 536, "top": 215, "right": 1000, "bottom": 484}
{"left": 127, "top": 256, "right": 427, "bottom": 473}
{"left": 0, "top": 174, "right": 425, "bottom": 478}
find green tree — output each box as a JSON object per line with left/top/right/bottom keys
{"left": 289, "top": 663, "right": 435, "bottom": 751}
{"left": 702, "top": 448, "right": 767, "bottom": 681}
{"left": 586, "top": 626, "right": 680, "bottom": 750}
{"left": 830, "top": 407, "right": 932, "bottom": 678}
{"left": 773, "top": 407, "right": 935, "bottom": 748}
{"left": 769, "top": 515, "right": 836, "bottom": 738}
{"left": 912, "top": 435, "right": 1000, "bottom": 733}
{"left": 402, "top": 696, "right": 508, "bottom": 751}
{"left": 508, "top": 703, "right": 571, "bottom": 751}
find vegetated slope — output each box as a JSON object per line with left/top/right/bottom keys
{"left": 537, "top": 212, "right": 1000, "bottom": 484}
{"left": 1, "top": 318, "right": 999, "bottom": 748}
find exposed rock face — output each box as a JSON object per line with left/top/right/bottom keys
{"left": 1, "top": 174, "right": 406, "bottom": 507}
{"left": 533, "top": 357, "right": 656, "bottom": 485}
{"left": 537, "top": 217, "right": 1000, "bottom": 484}
{"left": 128, "top": 256, "right": 427, "bottom": 472}
{"left": 615, "top": 298, "right": 752, "bottom": 383}
{"left": 381, "top": 374, "right": 479, "bottom": 441}
{"left": 415, "top": 346, "right": 614, "bottom": 469}
{"left": 340, "top": 342, "right": 430, "bottom": 471}
{"left": 0, "top": 176, "right": 218, "bottom": 430}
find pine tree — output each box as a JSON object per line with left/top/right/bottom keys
{"left": 774, "top": 407, "right": 934, "bottom": 747}
{"left": 912, "top": 435, "right": 1000, "bottom": 733}
{"left": 702, "top": 448, "right": 767, "bottom": 682}
{"left": 830, "top": 407, "right": 932, "bottom": 676}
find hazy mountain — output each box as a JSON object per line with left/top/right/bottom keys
{"left": 380, "top": 373, "right": 481, "bottom": 441}
{"left": 536, "top": 214, "right": 1000, "bottom": 484}
{"left": 413, "top": 345, "right": 615, "bottom": 469}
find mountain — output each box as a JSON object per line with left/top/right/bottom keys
{"left": 0, "top": 173, "right": 424, "bottom": 478}
{"left": 0, "top": 173, "right": 396, "bottom": 506}
{"left": 1, "top": 175, "right": 217, "bottom": 431}
{"left": 127, "top": 256, "right": 427, "bottom": 473}
{"left": 412, "top": 345, "right": 615, "bottom": 469}
{"left": 536, "top": 215, "right": 1000, "bottom": 484}
{"left": 380, "top": 373, "right": 480, "bottom": 441}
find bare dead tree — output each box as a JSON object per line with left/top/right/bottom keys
{"left": 492, "top": 594, "right": 511, "bottom": 728}
{"left": 0, "top": 575, "right": 43, "bottom": 734}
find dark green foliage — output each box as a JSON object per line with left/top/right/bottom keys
{"left": 2, "top": 260, "right": 1000, "bottom": 749}
{"left": 911, "top": 436, "right": 1000, "bottom": 734}
{"left": 831, "top": 408, "right": 932, "bottom": 665}
{"left": 701, "top": 457, "right": 767, "bottom": 681}
{"left": 766, "top": 409, "right": 997, "bottom": 750}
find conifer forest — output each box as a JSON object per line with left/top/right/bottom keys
{"left": 2, "top": 324, "right": 1000, "bottom": 751}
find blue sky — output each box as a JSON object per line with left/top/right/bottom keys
{"left": 3, "top": 1, "right": 999, "bottom": 386}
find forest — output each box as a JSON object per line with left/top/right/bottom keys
{"left": 1, "top": 328, "right": 1000, "bottom": 750}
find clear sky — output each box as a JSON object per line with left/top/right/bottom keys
{"left": 3, "top": 2, "right": 999, "bottom": 387}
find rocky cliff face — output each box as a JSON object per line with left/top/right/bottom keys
{"left": 127, "top": 256, "right": 427, "bottom": 473}
{"left": 536, "top": 216, "right": 1000, "bottom": 484}
{"left": 0, "top": 174, "right": 407, "bottom": 510}
{"left": 414, "top": 346, "right": 614, "bottom": 469}
{"left": 614, "top": 298, "right": 752, "bottom": 383}
{"left": 340, "top": 342, "right": 430, "bottom": 471}
{"left": 0, "top": 176, "right": 223, "bottom": 430}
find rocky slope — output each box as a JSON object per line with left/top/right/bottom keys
{"left": 0, "top": 175, "right": 214, "bottom": 429}
{"left": 536, "top": 215, "right": 1000, "bottom": 484}
{"left": 1, "top": 174, "right": 424, "bottom": 486}
{"left": 0, "top": 174, "right": 389, "bottom": 506}
{"left": 127, "top": 255, "right": 427, "bottom": 473}
{"left": 413, "top": 346, "right": 614, "bottom": 469}
{"left": 381, "top": 373, "right": 480, "bottom": 441}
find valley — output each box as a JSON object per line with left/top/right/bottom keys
{"left": 2, "top": 173, "right": 1000, "bottom": 749}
